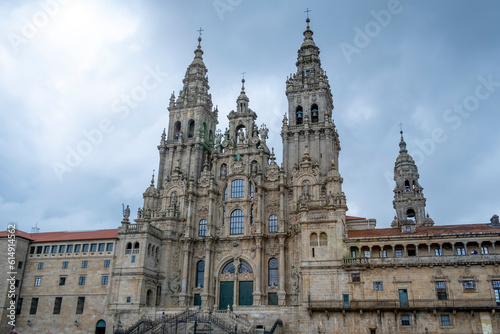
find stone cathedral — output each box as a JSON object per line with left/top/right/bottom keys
{"left": 2, "top": 18, "right": 500, "bottom": 334}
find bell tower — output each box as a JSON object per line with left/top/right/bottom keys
{"left": 156, "top": 32, "right": 218, "bottom": 189}
{"left": 281, "top": 17, "right": 341, "bottom": 177}
{"left": 392, "top": 130, "right": 434, "bottom": 228}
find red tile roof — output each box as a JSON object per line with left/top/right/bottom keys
{"left": 346, "top": 216, "right": 367, "bottom": 220}
{"left": 348, "top": 224, "right": 500, "bottom": 239}
{"left": 0, "top": 229, "right": 118, "bottom": 242}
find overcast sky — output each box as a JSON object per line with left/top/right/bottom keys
{"left": 1, "top": 0, "right": 499, "bottom": 233}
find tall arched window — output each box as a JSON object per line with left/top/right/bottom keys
{"left": 319, "top": 232, "right": 328, "bottom": 246}
{"left": 296, "top": 106, "right": 303, "bottom": 125}
{"left": 250, "top": 182, "right": 254, "bottom": 198}
{"left": 188, "top": 119, "right": 195, "bottom": 138}
{"left": 404, "top": 180, "right": 410, "bottom": 190}
{"left": 126, "top": 242, "right": 132, "bottom": 254}
{"left": 250, "top": 205, "right": 254, "bottom": 225}
{"left": 174, "top": 121, "right": 181, "bottom": 139}
{"left": 230, "top": 209, "right": 244, "bottom": 235}
{"left": 268, "top": 258, "right": 278, "bottom": 286}
{"left": 133, "top": 242, "right": 140, "bottom": 254}
{"left": 196, "top": 261, "right": 205, "bottom": 288}
{"left": 310, "top": 233, "right": 318, "bottom": 246}
{"left": 311, "top": 104, "right": 319, "bottom": 123}
{"left": 269, "top": 215, "right": 278, "bottom": 233}
{"left": 223, "top": 186, "right": 228, "bottom": 200}
{"left": 407, "top": 209, "right": 416, "bottom": 220}
{"left": 231, "top": 179, "right": 244, "bottom": 198}
{"left": 198, "top": 219, "right": 207, "bottom": 237}
{"left": 146, "top": 289, "right": 153, "bottom": 306}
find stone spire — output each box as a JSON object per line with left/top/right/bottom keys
{"left": 392, "top": 130, "right": 434, "bottom": 228}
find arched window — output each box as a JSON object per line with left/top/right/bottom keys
{"left": 231, "top": 179, "right": 244, "bottom": 198}
{"left": 223, "top": 186, "right": 228, "bottom": 200}
{"left": 268, "top": 258, "right": 278, "bottom": 286}
{"left": 311, "top": 104, "right": 318, "bottom": 123}
{"left": 222, "top": 261, "right": 235, "bottom": 274}
{"left": 407, "top": 209, "right": 416, "bottom": 220}
{"left": 269, "top": 214, "right": 278, "bottom": 233}
{"left": 199, "top": 219, "right": 207, "bottom": 237}
{"left": 239, "top": 260, "right": 253, "bottom": 273}
{"left": 250, "top": 205, "right": 254, "bottom": 225}
{"left": 230, "top": 209, "right": 244, "bottom": 235}
{"left": 126, "top": 242, "right": 132, "bottom": 254}
{"left": 188, "top": 119, "right": 195, "bottom": 138}
{"left": 133, "top": 242, "right": 140, "bottom": 254}
{"left": 319, "top": 232, "right": 328, "bottom": 246}
{"left": 250, "top": 182, "right": 254, "bottom": 198}
{"left": 147, "top": 244, "right": 151, "bottom": 256}
{"left": 174, "top": 121, "right": 181, "bottom": 139}
{"left": 310, "top": 233, "right": 318, "bottom": 246}
{"left": 196, "top": 261, "right": 205, "bottom": 288}
{"left": 146, "top": 289, "right": 153, "bottom": 306}
{"left": 404, "top": 180, "right": 410, "bottom": 190}
{"left": 222, "top": 260, "right": 253, "bottom": 274}
{"left": 296, "top": 106, "right": 303, "bottom": 125}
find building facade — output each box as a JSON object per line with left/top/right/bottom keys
{"left": 1, "top": 18, "right": 500, "bottom": 334}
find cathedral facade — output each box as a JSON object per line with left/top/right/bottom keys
{"left": 2, "top": 18, "right": 500, "bottom": 334}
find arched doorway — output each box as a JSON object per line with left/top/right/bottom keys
{"left": 95, "top": 319, "right": 106, "bottom": 334}
{"left": 219, "top": 260, "right": 254, "bottom": 310}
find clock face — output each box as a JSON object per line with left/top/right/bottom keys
{"left": 187, "top": 111, "right": 193, "bottom": 118}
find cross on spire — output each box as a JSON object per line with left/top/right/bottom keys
{"left": 305, "top": 8, "right": 311, "bottom": 20}
{"left": 399, "top": 122, "right": 404, "bottom": 133}
{"left": 241, "top": 71, "right": 246, "bottom": 80}
{"left": 197, "top": 27, "right": 204, "bottom": 38}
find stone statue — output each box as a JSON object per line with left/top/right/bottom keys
{"left": 238, "top": 129, "right": 245, "bottom": 144}
{"left": 122, "top": 204, "right": 130, "bottom": 220}
{"left": 259, "top": 124, "right": 269, "bottom": 141}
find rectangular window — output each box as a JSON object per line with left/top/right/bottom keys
{"left": 435, "top": 248, "right": 442, "bottom": 256}
{"left": 16, "top": 297, "right": 22, "bottom": 315}
{"left": 104, "top": 260, "right": 110, "bottom": 268}
{"left": 51, "top": 245, "right": 58, "bottom": 253}
{"left": 59, "top": 245, "right": 66, "bottom": 253}
{"left": 440, "top": 314, "right": 451, "bottom": 326}
{"left": 131, "top": 255, "right": 136, "bottom": 263}
{"left": 59, "top": 277, "right": 66, "bottom": 286}
{"left": 67, "top": 245, "right": 73, "bottom": 253}
{"left": 231, "top": 179, "right": 245, "bottom": 198}
{"left": 74, "top": 244, "right": 81, "bottom": 252}
{"left": 379, "top": 250, "right": 387, "bottom": 257}
{"left": 482, "top": 246, "right": 489, "bottom": 254}
{"left": 351, "top": 273, "right": 361, "bottom": 282}
{"left": 44, "top": 246, "right": 50, "bottom": 254}
{"left": 90, "top": 243, "right": 97, "bottom": 252}
{"left": 457, "top": 247, "right": 465, "bottom": 255}
{"left": 373, "top": 281, "right": 383, "bottom": 291}
{"left": 36, "top": 246, "right": 43, "bottom": 254}
{"left": 53, "top": 297, "right": 62, "bottom": 314}
{"left": 62, "top": 261, "right": 68, "bottom": 269}
{"left": 30, "top": 246, "right": 35, "bottom": 254}
{"left": 463, "top": 280, "right": 475, "bottom": 290}
{"left": 79, "top": 276, "right": 86, "bottom": 285}
{"left": 29, "top": 297, "right": 39, "bottom": 315}
{"left": 401, "top": 314, "right": 410, "bottom": 326}
{"left": 101, "top": 275, "right": 109, "bottom": 285}
{"left": 81, "top": 260, "right": 88, "bottom": 268}
{"left": 98, "top": 243, "right": 105, "bottom": 251}
{"left": 126, "top": 296, "right": 131, "bottom": 303}
{"left": 395, "top": 249, "right": 403, "bottom": 257}
{"left": 363, "top": 250, "right": 371, "bottom": 258}
{"left": 34, "top": 277, "right": 41, "bottom": 286}
{"left": 436, "top": 281, "right": 448, "bottom": 300}
{"left": 493, "top": 281, "right": 500, "bottom": 305}
{"left": 106, "top": 243, "right": 113, "bottom": 251}
{"left": 76, "top": 297, "right": 85, "bottom": 314}
{"left": 82, "top": 244, "right": 89, "bottom": 252}
{"left": 37, "top": 262, "right": 43, "bottom": 270}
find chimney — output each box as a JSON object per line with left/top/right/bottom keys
{"left": 490, "top": 214, "right": 500, "bottom": 226}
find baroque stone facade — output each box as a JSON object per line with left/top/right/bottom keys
{"left": 1, "top": 18, "right": 500, "bottom": 334}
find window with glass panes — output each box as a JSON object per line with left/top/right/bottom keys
{"left": 268, "top": 258, "right": 278, "bottom": 286}
{"left": 198, "top": 219, "right": 207, "bottom": 237}
{"left": 230, "top": 209, "right": 244, "bottom": 235}
{"left": 436, "top": 281, "right": 447, "bottom": 300}
{"left": 269, "top": 214, "right": 278, "bottom": 233}
{"left": 231, "top": 179, "right": 244, "bottom": 198}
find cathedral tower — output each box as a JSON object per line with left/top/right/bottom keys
{"left": 392, "top": 130, "right": 434, "bottom": 229}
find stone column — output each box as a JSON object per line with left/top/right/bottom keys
{"left": 233, "top": 259, "right": 240, "bottom": 310}
{"left": 157, "top": 147, "right": 166, "bottom": 190}
{"left": 278, "top": 236, "right": 286, "bottom": 305}
{"left": 202, "top": 239, "right": 213, "bottom": 310}
{"left": 253, "top": 238, "right": 263, "bottom": 306}
{"left": 179, "top": 241, "right": 192, "bottom": 307}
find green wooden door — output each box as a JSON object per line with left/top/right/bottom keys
{"left": 238, "top": 281, "right": 253, "bottom": 306}
{"left": 194, "top": 294, "right": 201, "bottom": 307}
{"left": 342, "top": 293, "right": 350, "bottom": 308}
{"left": 219, "top": 281, "right": 234, "bottom": 310}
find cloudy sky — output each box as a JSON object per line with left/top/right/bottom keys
{"left": 1, "top": 0, "right": 499, "bottom": 233}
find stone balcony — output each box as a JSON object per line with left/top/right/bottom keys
{"left": 343, "top": 254, "right": 500, "bottom": 268}
{"left": 308, "top": 298, "right": 499, "bottom": 312}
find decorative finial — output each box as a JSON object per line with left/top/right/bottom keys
{"left": 305, "top": 8, "right": 311, "bottom": 26}
{"left": 241, "top": 71, "right": 246, "bottom": 91}
{"left": 197, "top": 27, "right": 204, "bottom": 47}
{"left": 398, "top": 123, "right": 407, "bottom": 152}
{"left": 151, "top": 170, "right": 155, "bottom": 186}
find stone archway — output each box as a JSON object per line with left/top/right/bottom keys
{"left": 95, "top": 319, "right": 106, "bottom": 334}
{"left": 218, "top": 259, "right": 254, "bottom": 310}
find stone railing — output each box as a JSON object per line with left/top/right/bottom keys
{"left": 343, "top": 254, "right": 500, "bottom": 267}
{"left": 308, "top": 298, "right": 498, "bottom": 311}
